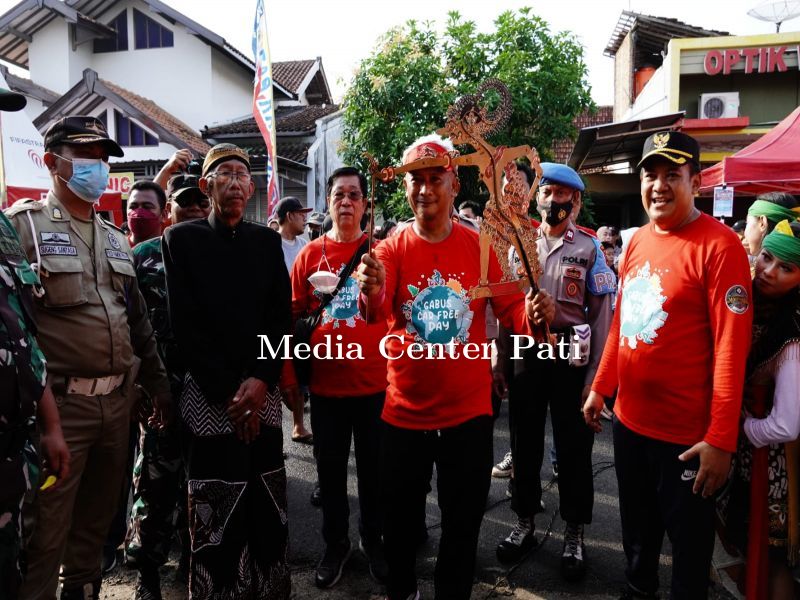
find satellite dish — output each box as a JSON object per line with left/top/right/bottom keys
{"left": 748, "top": 0, "right": 800, "bottom": 32}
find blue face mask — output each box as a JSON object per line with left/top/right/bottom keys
{"left": 55, "top": 154, "right": 110, "bottom": 203}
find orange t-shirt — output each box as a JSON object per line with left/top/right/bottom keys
{"left": 291, "top": 234, "right": 388, "bottom": 397}
{"left": 592, "top": 213, "right": 752, "bottom": 452}
{"left": 374, "top": 223, "right": 531, "bottom": 430}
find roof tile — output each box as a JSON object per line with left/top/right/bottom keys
{"left": 552, "top": 106, "right": 613, "bottom": 165}
{"left": 205, "top": 104, "right": 339, "bottom": 136}
{"left": 273, "top": 60, "right": 316, "bottom": 95}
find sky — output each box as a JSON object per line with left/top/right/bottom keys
{"left": 0, "top": 0, "right": 791, "bottom": 104}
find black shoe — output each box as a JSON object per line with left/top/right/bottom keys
{"left": 60, "top": 580, "right": 101, "bottom": 600}
{"left": 310, "top": 484, "right": 322, "bottom": 507}
{"left": 101, "top": 546, "right": 119, "bottom": 575}
{"left": 496, "top": 517, "right": 536, "bottom": 563}
{"left": 561, "top": 522, "right": 586, "bottom": 581}
{"left": 315, "top": 538, "right": 351, "bottom": 588}
{"left": 619, "top": 584, "right": 658, "bottom": 599}
{"left": 359, "top": 538, "right": 388, "bottom": 583}
{"left": 134, "top": 565, "right": 163, "bottom": 600}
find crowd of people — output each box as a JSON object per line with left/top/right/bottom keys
{"left": 1, "top": 88, "right": 799, "bottom": 600}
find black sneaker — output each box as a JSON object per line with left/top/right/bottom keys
{"left": 561, "top": 522, "right": 586, "bottom": 581}
{"left": 134, "top": 565, "right": 162, "bottom": 600}
{"left": 496, "top": 517, "right": 536, "bottom": 563}
{"left": 101, "top": 546, "right": 119, "bottom": 575}
{"left": 315, "top": 538, "right": 351, "bottom": 588}
{"left": 492, "top": 451, "right": 513, "bottom": 478}
{"left": 310, "top": 484, "right": 322, "bottom": 507}
{"left": 359, "top": 538, "right": 388, "bottom": 583}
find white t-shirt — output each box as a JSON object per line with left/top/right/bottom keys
{"left": 281, "top": 236, "right": 308, "bottom": 273}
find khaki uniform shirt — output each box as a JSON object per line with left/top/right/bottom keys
{"left": 5, "top": 192, "right": 169, "bottom": 397}
{"left": 535, "top": 224, "right": 613, "bottom": 385}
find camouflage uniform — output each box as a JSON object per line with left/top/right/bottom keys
{"left": 0, "top": 212, "right": 46, "bottom": 600}
{"left": 125, "top": 236, "right": 185, "bottom": 568}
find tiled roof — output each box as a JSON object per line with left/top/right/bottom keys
{"left": 552, "top": 106, "right": 614, "bottom": 165}
{"left": 239, "top": 141, "right": 311, "bottom": 166}
{"left": 0, "top": 66, "right": 59, "bottom": 104}
{"left": 273, "top": 60, "right": 316, "bottom": 94}
{"left": 205, "top": 104, "right": 340, "bottom": 136}
{"left": 101, "top": 79, "right": 210, "bottom": 154}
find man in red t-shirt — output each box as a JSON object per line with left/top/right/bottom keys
{"left": 583, "top": 131, "right": 752, "bottom": 599}
{"left": 358, "top": 134, "right": 555, "bottom": 600}
{"left": 291, "top": 167, "right": 388, "bottom": 589}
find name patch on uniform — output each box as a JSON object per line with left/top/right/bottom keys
{"left": 40, "top": 244, "right": 77, "bottom": 256}
{"left": 725, "top": 285, "right": 750, "bottom": 314}
{"left": 562, "top": 256, "right": 588, "bottom": 266}
{"left": 105, "top": 249, "right": 130, "bottom": 261}
{"left": 107, "top": 232, "right": 121, "bottom": 250}
{"left": 40, "top": 231, "right": 71, "bottom": 244}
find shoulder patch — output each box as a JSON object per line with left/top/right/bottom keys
{"left": 725, "top": 284, "right": 749, "bottom": 314}
{"left": 4, "top": 199, "right": 44, "bottom": 217}
{"left": 100, "top": 218, "right": 125, "bottom": 234}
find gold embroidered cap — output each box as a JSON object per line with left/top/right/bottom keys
{"left": 637, "top": 130, "right": 700, "bottom": 170}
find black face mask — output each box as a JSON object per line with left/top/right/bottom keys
{"left": 539, "top": 199, "right": 573, "bottom": 226}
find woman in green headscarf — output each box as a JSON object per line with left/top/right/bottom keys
{"left": 720, "top": 219, "right": 800, "bottom": 599}
{"left": 744, "top": 192, "right": 800, "bottom": 257}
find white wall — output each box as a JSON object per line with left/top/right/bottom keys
{"left": 622, "top": 61, "right": 671, "bottom": 121}
{"left": 27, "top": 19, "right": 72, "bottom": 93}
{"left": 210, "top": 50, "right": 255, "bottom": 126}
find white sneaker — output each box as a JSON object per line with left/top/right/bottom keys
{"left": 492, "top": 451, "right": 513, "bottom": 478}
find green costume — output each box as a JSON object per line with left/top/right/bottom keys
{"left": 0, "top": 211, "right": 46, "bottom": 600}
{"left": 125, "top": 236, "right": 185, "bottom": 569}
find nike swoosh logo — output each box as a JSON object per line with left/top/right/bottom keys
{"left": 680, "top": 471, "right": 697, "bottom": 481}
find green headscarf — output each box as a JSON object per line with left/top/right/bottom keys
{"left": 762, "top": 220, "right": 800, "bottom": 267}
{"left": 748, "top": 199, "right": 800, "bottom": 224}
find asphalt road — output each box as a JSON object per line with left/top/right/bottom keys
{"left": 100, "top": 399, "right": 737, "bottom": 599}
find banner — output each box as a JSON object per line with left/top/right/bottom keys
{"left": 252, "top": 0, "right": 280, "bottom": 218}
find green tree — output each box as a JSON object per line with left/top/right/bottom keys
{"left": 340, "top": 8, "right": 595, "bottom": 220}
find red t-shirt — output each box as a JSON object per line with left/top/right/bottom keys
{"left": 373, "top": 223, "right": 531, "bottom": 429}
{"left": 592, "top": 213, "right": 752, "bottom": 452}
{"left": 292, "top": 234, "right": 388, "bottom": 397}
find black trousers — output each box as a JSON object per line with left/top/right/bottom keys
{"left": 613, "top": 418, "right": 715, "bottom": 599}
{"left": 310, "top": 392, "right": 384, "bottom": 546}
{"left": 382, "top": 415, "right": 493, "bottom": 600}
{"left": 509, "top": 354, "right": 594, "bottom": 524}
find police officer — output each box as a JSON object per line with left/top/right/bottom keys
{"left": 0, "top": 88, "right": 70, "bottom": 600}
{"left": 496, "top": 162, "right": 614, "bottom": 581}
{"left": 6, "top": 115, "right": 170, "bottom": 600}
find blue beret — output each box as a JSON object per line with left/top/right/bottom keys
{"left": 539, "top": 162, "right": 584, "bottom": 192}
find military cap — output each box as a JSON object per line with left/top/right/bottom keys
{"left": 637, "top": 130, "right": 700, "bottom": 170}
{"left": 44, "top": 115, "right": 124, "bottom": 157}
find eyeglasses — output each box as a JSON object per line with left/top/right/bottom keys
{"left": 331, "top": 191, "right": 364, "bottom": 202}
{"left": 209, "top": 170, "right": 252, "bottom": 184}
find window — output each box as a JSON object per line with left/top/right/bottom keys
{"left": 93, "top": 10, "right": 128, "bottom": 53}
{"left": 114, "top": 110, "right": 158, "bottom": 147}
{"left": 133, "top": 8, "right": 173, "bottom": 49}
{"left": 96, "top": 110, "right": 108, "bottom": 130}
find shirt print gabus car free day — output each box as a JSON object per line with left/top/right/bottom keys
{"left": 618, "top": 261, "right": 669, "bottom": 350}
{"left": 319, "top": 262, "right": 362, "bottom": 329}
{"left": 402, "top": 269, "right": 474, "bottom": 345}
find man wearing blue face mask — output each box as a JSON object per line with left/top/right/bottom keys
{"left": 5, "top": 115, "right": 171, "bottom": 600}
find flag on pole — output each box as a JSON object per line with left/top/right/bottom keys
{"left": 252, "top": 0, "right": 280, "bottom": 218}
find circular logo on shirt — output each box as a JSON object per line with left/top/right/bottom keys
{"left": 327, "top": 276, "right": 360, "bottom": 322}
{"left": 410, "top": 285, "right": 471, "bottom": 345}
{"left": 725, "top": 284, "right": 749, "bottom": 314}
{"left": 108, "top": 232, "right": 121, "bottom": 250}
{"left": 566, "top": 281, "right": 579, "bottom": 297}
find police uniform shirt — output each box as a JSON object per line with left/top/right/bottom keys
{"left": 4, "top": 192, "right": 168, "bottom": 396}
{"left": 536, "top": 224, "right": 614, "bottom": 384}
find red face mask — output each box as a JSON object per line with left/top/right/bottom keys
{"left": 128, "top": 208, "right": 162, "bottom": 241}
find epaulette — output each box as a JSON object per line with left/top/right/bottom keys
{"left": 100, "top": 217, "right": 125, "bottom": 234}
{"left": 4, "top": 199, "right": 44, "bottom": 217}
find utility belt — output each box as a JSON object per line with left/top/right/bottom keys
{"left": 50, "top": 373, "right": 126, "bottom": 397}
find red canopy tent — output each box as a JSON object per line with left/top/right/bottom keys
{"left": 700, "top": 104, "right": 800, "bottom": 195}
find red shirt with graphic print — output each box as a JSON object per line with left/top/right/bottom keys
{"left": 591, "top": 213, "right": 752, "bottom": 452}
{"left": 292, "top": 234, "right": 388, "bottom": 397}
{"left": 371, "top": 223, "right": 532, "bottom": 430}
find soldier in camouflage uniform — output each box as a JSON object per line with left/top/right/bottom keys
{"left": 126, "top": 174, "right": 211, "bottom": 599}
{"left": 0, "top": 205, "right": 70, "bottom": 599}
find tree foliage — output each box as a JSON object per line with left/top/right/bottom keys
{"left": 340, "top": 8, "right": 595, "bottom": 220}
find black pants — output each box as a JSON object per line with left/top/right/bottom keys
{"left": 509, "top": 353, "right": 594, "bottom": 524}
{"left": 310, "top": 392, "right": 384, "bottom": 546}
{"left": 382, "top": 415, "right": 493, "bottom": 600}
{"left": 613, "top": 418, "right": 715, "bottom": 599}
